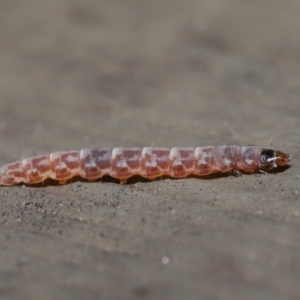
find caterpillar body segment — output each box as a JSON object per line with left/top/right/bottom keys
{"left": 0, "top": 146, "right": 291, "bottom": 185}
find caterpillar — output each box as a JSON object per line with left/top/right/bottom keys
{"left": 0, "top": 145, "right": 291, "bottom": 185}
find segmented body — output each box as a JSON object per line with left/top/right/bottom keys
{"left": 0, "top": 145, "right": 290, "bottom": 185}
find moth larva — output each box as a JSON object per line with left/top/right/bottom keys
{"left": 0, "top": 145, "right": 291, "bottom": 185}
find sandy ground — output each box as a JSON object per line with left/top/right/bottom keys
{"left": 0, "top": 1, "right": 299, "bottom": 299}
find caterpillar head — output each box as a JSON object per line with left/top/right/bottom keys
{"left": 260, "top": 149, "right": 291, "bottom": 169}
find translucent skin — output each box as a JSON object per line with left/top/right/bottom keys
{"left": 0, "top": 146, "right": 291, "bottom": 185}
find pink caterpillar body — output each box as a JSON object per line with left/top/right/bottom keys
{"left": 0, "top": 146, "right": 291, "bottom": 185}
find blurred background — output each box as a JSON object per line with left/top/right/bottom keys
{"left": 0, "top": 0, "right": 299, "bottom": 159}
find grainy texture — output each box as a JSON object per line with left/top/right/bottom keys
{"left": 0, "top": 1, "right": 299, "bottom": 300}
